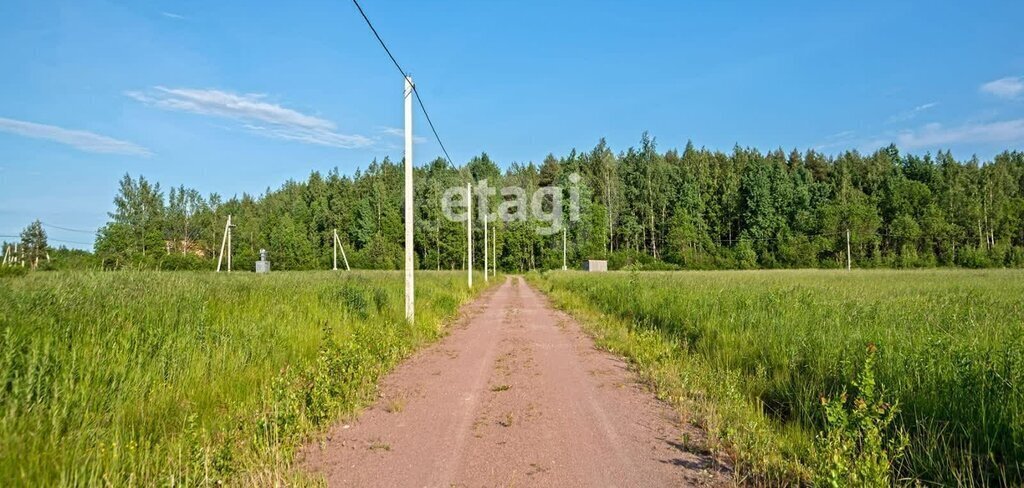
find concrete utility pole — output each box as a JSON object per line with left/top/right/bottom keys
{"left": 484, "top": 205, "right": 489, "bottom": 283}
{"left": 562, "top": 227, "right": 567, "bottom": 270}
{"left": 333, "top": 228, "right": 339, "bottom": 271}
{"left": 493, "top": 227, "right": 497, "bottom": 277}
{"left": 341, "top": 238, "right": 350, "bottom": 271}
{"left": 217, "top": 215, "right": 233, "bottom": 272}
{"left": 467, "top": 182, "right": 473, "bottom": 288}
{"left": 227, "top": 215, "right": 233, "bottom": 272}
{"left": 333, "top": 229, "right": 350, "bottom": 271}
{"left": 846, "top": 228, "right": 852, "bottom": 271}
{"left": 404, "top": 76, "right": 415, "bottom": 323}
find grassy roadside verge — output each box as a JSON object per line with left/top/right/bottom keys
{"left": 0, "top": 271, "right": 492, "bottom": 486}
{"left": 528, "top": 269, "right": 1024, "bottom": 486}
{"left": 527, "top": 272, "right": 810, "bottom": 485}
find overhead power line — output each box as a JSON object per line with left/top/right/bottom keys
{"left": 50, "top": 238, "right": 94, "bottom": 247}
{"left": 410, "top": 83, "right": 456, "bottom": 169}
{"left": 1, "top": 233, "right": 92, "bottom": 246}
{"left": 350, "top": 0, "right": 457, "bottom": 168}
{"left": 41, "top": 222, "right": 96, "bottom": 234}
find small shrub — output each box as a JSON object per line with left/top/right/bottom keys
{"left": 812, "top": 344, "right": 908, "bottom": 487}
{"left": 957, "top": 247, "right": 991, "bottom": 269}
{"left": 734, "top": 240, "right": 758, "bottom": 269}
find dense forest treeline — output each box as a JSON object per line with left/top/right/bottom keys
{"left": 31, "top": 134, "right": 1024, "bottom": 271}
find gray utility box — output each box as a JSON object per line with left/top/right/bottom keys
{"left": 583, "top": 259, "right": 608, "bottom": 272}
{"left": 255, "top": 249, "right": 271, "bottom": 273}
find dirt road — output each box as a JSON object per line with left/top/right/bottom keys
{"left": 303, "top": 276, "right": 725, "bottom": 487}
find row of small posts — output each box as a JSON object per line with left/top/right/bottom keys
{"left": 1, "top": 243, "right": 48, "bottom": 269}
{"left": 464, "top": 182, "right": 498, "bottom": 288}
{"left": 1, "top": 243, "right": 23, "bottom": 267}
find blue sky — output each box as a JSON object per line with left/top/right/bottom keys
{"left": 1, "top": 0, "right": 1023, "bottom": 248}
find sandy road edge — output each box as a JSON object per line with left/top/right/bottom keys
{"left": 523, "top": 273, "right": 737, "bottom": 484}
{"left": 292, "top": 277, "right": 505, "bottom": 483}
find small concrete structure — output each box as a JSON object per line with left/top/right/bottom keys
{"left": 255, "top": 249, "right": 271, "bottom": 273}
{"left": 582, "top": 259, "right": 608, "bottom": 272}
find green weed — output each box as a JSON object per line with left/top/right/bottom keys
{"left": 812, "top": 344, "right": 908, "bottom": 487}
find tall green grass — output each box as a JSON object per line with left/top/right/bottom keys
{"left": 0, "top": 271, "right": 483, "bottom": 486}
{"left": 531, "top": 269, "right": 1024, "bottom": 485}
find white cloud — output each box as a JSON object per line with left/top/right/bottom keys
{"left": 812, "top": 130, "right": 857, "bottom": 151}
{"left": 980, "top": 77, "right": 1024, "bottom": 99}
{"left": 379, "top": 126, "right": 427, "bottom": 144}
{"left": 814, "top": 118, "right": 1024, "bottom": 153}
{"left": 244, "top": 124, "right": 372, "bottom": 148}
{"left": 895, "top": 119, "right": 1024, "bottom": 149}
{"left": 0, "top": 117, "right": 151, "bottom": 156}
{"left": 826, "top": 130, "right": 855, "bottom": 140}
{"left": 160, "top": 12, "right": 186, "bottom": 20}
{"left": 127, "top": 87, "right": 372, "bottom": 149}
{"left": 886, "top": 102, "right": 938, "bottom": 124}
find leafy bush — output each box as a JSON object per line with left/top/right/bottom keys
{"left": 42, "top": 248, "right": 102, "bottom": 271}
{"left": 813, "top": 344, "right": 908, "bottom": 487}
{"left": 734, "top": 239, "right": 758, "bottom": 269}
{"left": 957, "top": 247, "right": 992, "bottom": 268}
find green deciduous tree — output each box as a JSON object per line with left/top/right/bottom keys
{"left": 19, "top": 220, "right": 48, "bottom": 268}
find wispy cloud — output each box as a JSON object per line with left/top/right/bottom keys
{"left": 894, "top": 119, "right": 1024, "bottom": 149}
{"left": 980, "top": 77, "right": 1023, "bottom": 99}
{"left": 886, "top": 102, "right": 938, "bottom": 124}
{"left": 813, "top": 130, "right": 858, "bottom": 151}
{"left": 0, "top": 116, "right": 150, "bottom": 156}
{"left": 814, "top": 118, "right": 1024, "bottom": 153}
{"left": 127, "top": 87, "right": 372, "bottom": 149}
{"left": 379, "top": 126, "right": 427, "bottom": 144}
{"left": 816, "top": 74, "right": 1024, "bottom": 154}
{"left": 160, "top": 12, "right": 186, "bottom": 20}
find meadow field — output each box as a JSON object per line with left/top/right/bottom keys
{"left": 531, "top": 269, "right": 1024, "bottom": 486}
{"left": 0, "top": 271, "right": 482, "bottom": 486}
